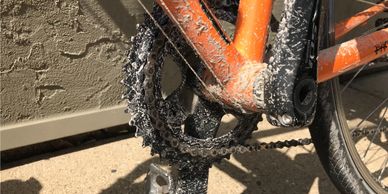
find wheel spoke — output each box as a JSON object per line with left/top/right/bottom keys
{"left": 351, "top": 97, "right": 388, "bottom": 133}
{"left": 378, "top": 154, "right": 388, "bottom": 182}
{"left": 363, "top": 22, "right": 388, "bottom": 36}
{"left": 341, "top": 64, "right": 369, "bottom": 94}
{"left": 355, "top": 0, "right": 388, "bottom": 10}
{"left": 362, "top": 107, "right": 387, "bottom": 160}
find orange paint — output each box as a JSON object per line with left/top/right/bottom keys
{"left": 234, "top": 0, "right": 273, "bottom": 62}
{"left": 335, "top": 1, "right": 388, "bottom": 40}
{"left": 156, "top": 0, "right": 267, "bottom": 111}
{"left": 156, "top": 0, "right": 244, "bottom": 84}
{"left": 318, "top": 28, "right": 388, "bottom": 82}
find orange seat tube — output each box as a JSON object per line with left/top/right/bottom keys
{"left": 318, "top": 28, "right": 388, "bottom": 82}
{"left": 233, "top": 0, "right": 273, "bottom": 62}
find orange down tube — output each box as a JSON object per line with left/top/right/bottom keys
{"left": 234, "top": 0, "right": 273, "bottom": 62}
{"left": 335, "top": 1, "right": 388, "bottom": 40}
{"left": 155, "top": 0, "right": 268, "bottom": 111}
{"left": 318, "top": 28, "right": 388, "bottom": 82}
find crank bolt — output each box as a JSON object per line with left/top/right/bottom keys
{"left": 280, "top": 114, "right": 293, "bottom": 126}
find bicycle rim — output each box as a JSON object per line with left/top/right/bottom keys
{"left": 334, "top": 68, "right": 388, "bottom": 193}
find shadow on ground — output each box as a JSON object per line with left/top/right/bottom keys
{"left": 1, "top": 177, "right": 42, "bottom": 194}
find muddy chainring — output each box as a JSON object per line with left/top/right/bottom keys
{"left": 123, "top": 5, "right": 263, "bottom": 170}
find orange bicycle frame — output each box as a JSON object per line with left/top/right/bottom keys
{"left": 320, "top": 1, "right": 388, "bottom": 81}
{"left": 155, "top": 0, "right": 388, "bottom": 111}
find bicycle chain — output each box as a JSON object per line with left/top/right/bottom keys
{"left": 157, "top": 123, "right": 388, "bottom": 158}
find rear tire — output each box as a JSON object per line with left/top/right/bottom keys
{"left": 310, "top": 80, "right": 380, "bottom": 193}
{"left": 309, "top": 0, "right": 387, "bottom": 193}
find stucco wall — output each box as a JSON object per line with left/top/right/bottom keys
{"left": 1, "top": 0, "right": 151, "bottom": 126}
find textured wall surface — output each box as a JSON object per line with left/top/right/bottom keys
{"left": 1, "top": 0, "right": 150, "bottom": 125}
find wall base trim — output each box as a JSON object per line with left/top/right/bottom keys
{"left": 0, "top": 105, "right": 130, "bottom": 151}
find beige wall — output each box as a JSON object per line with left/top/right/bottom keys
{"left": 0, "top": 0, "right": 152, "bottom": 126}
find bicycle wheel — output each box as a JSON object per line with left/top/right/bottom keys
{"left": 310, "top": 1, "right": 388, "bottom": 193}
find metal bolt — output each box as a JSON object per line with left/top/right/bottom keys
{"left": 280, "top": 114, "right": 293, "bottom": 126}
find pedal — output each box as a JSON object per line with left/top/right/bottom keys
{"left": 145, "top": 163, "right": 173, "bottom": 194}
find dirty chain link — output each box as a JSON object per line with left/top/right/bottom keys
{"left": 158, "top": 126, "right": 388, "bottom": 158}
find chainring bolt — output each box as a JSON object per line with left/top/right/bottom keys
{"left": 280, "top": 114, "right": 293, "bottom": 126}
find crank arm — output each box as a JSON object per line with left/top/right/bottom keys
{"left": 145, "top": 163, "right": 174, "bottom": 194}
